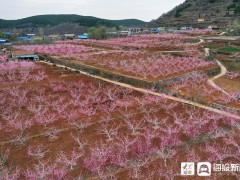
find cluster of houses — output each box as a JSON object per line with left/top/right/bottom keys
{"left": 0, "top": 24, "right": 222, "bottom": 48}
{"left": 127, "top": 25, "right": 221, "bottom": 35}
{"left": 0, "top": 32, "right": 90, "bottom": 47}
{"left": 17, "top": 33, "right": 90, "bottom": 42}
{"left": 0, "top": 32, "right": 12, "bottom": 48}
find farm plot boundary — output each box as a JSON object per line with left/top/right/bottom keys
{"left": 39, "top": 55, "right": 220, "bottom": 90}
{"left": 37, "top": 55, "right": 240, "bottom": 120}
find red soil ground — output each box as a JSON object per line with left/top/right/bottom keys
{"left": 215, "top": 77, "right": 240, "bottom": 94}
{"left": 1, "top": 63, "right": 239, "bottom": 179}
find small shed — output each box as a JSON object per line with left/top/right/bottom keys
{"left": 77, "top": 33, "right": 89, "bottom": 39}
{"left": 181, "top": 27, "right": 193, "bottom": 30}
{"left": 106, "top": 32, "right": 118, "bottom": 35}
{"left": 64, "top": 34, "right": 75, "bottom": 40}
{"left": 27, "top": 34, "right": 35, "bottom": 38}
{"left": 119, "top": 31, "right": 131, "bottom": 37}
{"left": 44, "top": 35, "right": 61, "bottom": 41}
{"left": 208, "top": 25, "right": 221, "bottom": 30}
{"left": 15, "top": 54, "right": 39, "bottom": 60}
{"left": 150, "top": 27, "right": 160, "bottom": 33}
{"left": 0, "top": 39, "right": 8, "bottom": 48}
{"left": 18, "top": 36, "right": 29, "bottom": 40}
{"left": 3, "top": 32, "right": 11, "bottom": 35}
{"left": 198, "top": 18, "right": 205, "bottom": 22}
{"left": 0, "top": 38, "right": 8, "bottom": 43}
{"left": 13, "top": 50, "right": 39, "bottom": 61}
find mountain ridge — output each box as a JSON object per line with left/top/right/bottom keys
{"left": 0, "top": 14, "right": 147, "bottom": 29}
{"left": 154, "top": 0, "right": 240, "bottom": 28}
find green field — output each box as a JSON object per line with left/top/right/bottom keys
{"left": 219, "top": 47, "right": 240, "bottom": 52}
{"left": 221, "top": 60, "right": 240, "bottom": 72}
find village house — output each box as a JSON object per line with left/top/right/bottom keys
{"left": 12, "top": 50, "right": 39, "bottom": 61}
{"left": 197, "top": 18, "right": 205, "bottom": 22}
{"left": 44, "top": 35, "right": 61, "bottom": 41}
{"left": 77, "top": 33, "right": 89, "bottom": 39}
{"left": 27, "top": 34, "right": 35, "bottom": 38}
{"left": 63, "top": 34, "right": 76, "bottom": 40}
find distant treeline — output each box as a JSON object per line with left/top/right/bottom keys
{"left": 0, "top": 14, "right": 147, "bottom": 29}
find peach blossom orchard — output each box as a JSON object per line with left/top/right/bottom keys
{"left": 0, "top": 33, "right": 240, "bottom": 179}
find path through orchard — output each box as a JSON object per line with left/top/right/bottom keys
{"left": 208, "top": 60, "right": 229, "bottom": 96}
{"left": 39, "top": 61, "right": 240, "bottom": 120}
{"left": 38, "top": 60, "right": 240, "bottom": 180}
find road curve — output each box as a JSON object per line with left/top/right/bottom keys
{"left": 208, "top": 60, "right": 230, "bottom": 96}
{"left": 39, "top": 61, "right": 240, "bottom": 120}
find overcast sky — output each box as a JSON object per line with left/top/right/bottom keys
{"left": 1, "top": 0, "right": 185, "bottom": 21}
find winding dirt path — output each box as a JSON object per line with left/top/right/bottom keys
{"left": 204, "top": 47, "right": 210, "bottom": 57}
{"left": 219, "top": 32, "right": 226, "bottom": 36}
{"left": 203, "top": 46, "right": 230, "bottom": 96}
{"left": 199, "top": 39, "right": 204, "bottom": 44}
{"left": 39, "top": 61, "right": 240, "bottom": 120}
{"left": 208, "top": 60, "right": 230, "bottom": 96}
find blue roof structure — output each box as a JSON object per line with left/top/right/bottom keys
{"left": 151, "top": 28, "right": 160, "bottom": 33}
{"left": 15, "top": 55, "right": 39, "bottom": 59}
{"left": 3, "top": 32, "right": 11, "bottom": 35}
{"left": 0, "top": 38, "right": 8, "bottom": 43}
{"left": 18, "top": 36, "right": 29, "bottom": 40}
{"left": 78, "top": 34, "right": 89, "bottom": 39}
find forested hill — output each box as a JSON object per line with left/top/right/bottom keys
{"left": 0, "top": 14, "right": 147, "bottom": 28}
{"left": 154, "top": 0, "right": 240, "bottom": 28}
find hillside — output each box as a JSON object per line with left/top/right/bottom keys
{"left": 154, "top": 0, "right": 240, "bottom": 28}
{"left": 0, "top": 14, "right": 147, "bottom": 29}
